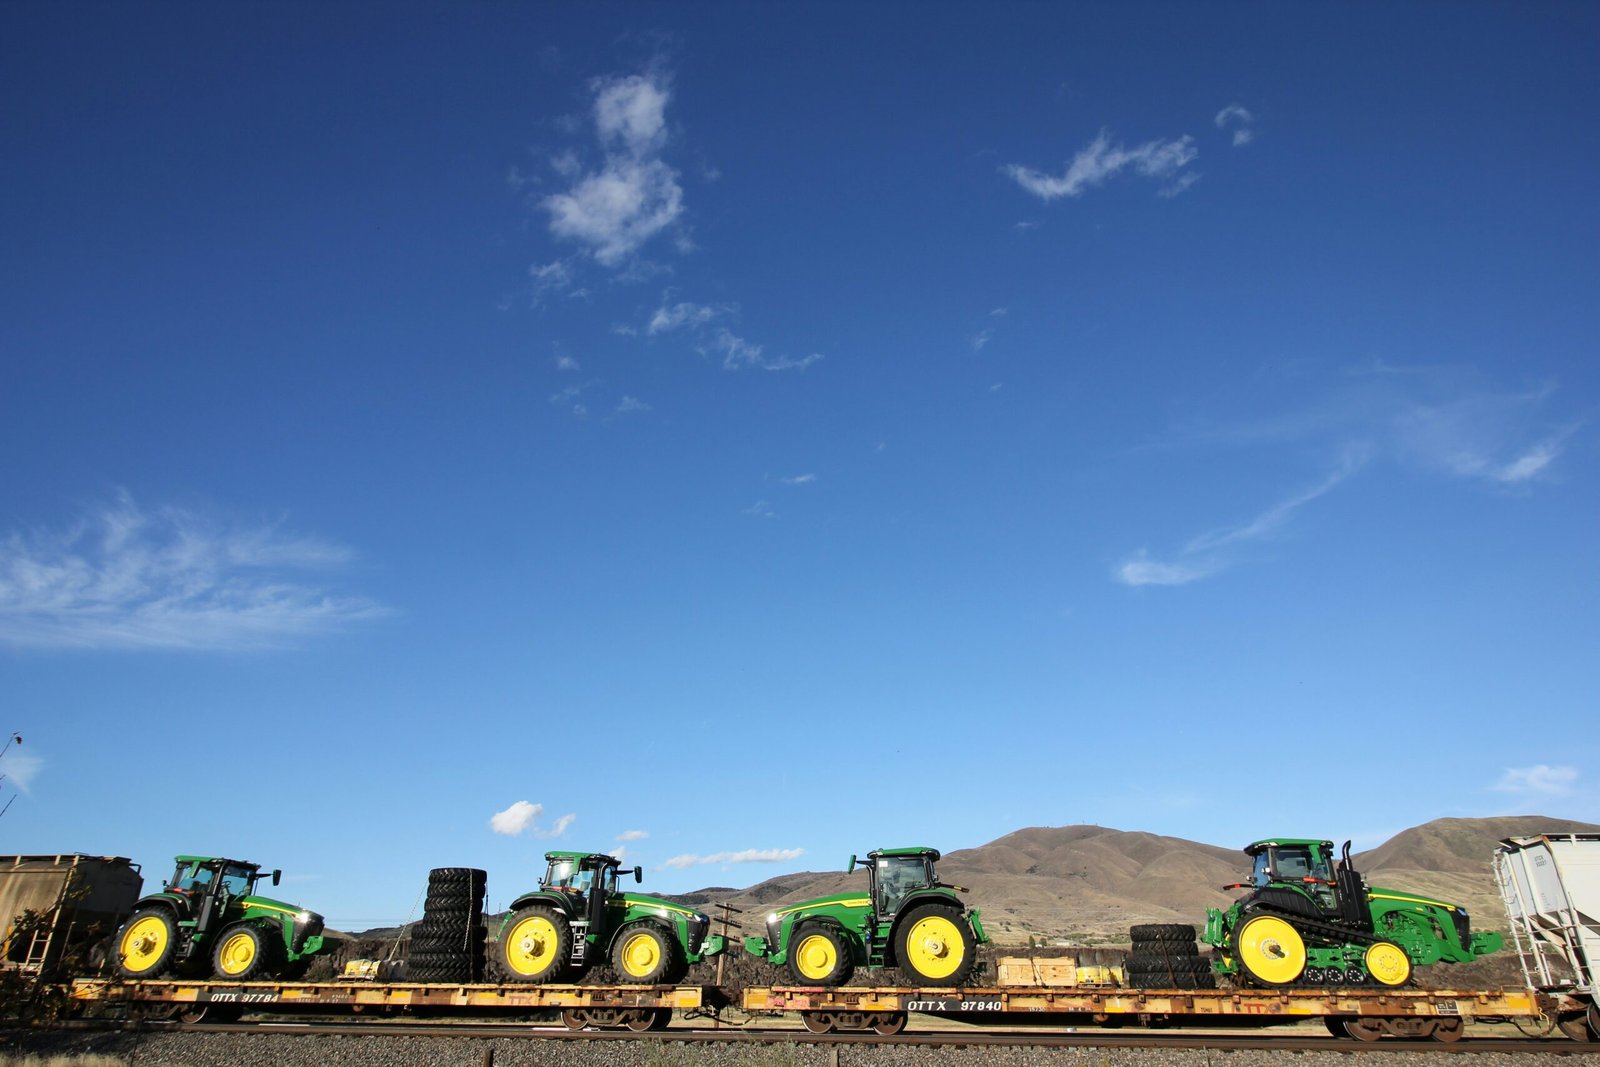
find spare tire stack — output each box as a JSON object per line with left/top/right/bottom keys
{"left": 407, "top": 867, "right": 488, "bottom": 983}
{"left": 1125, "top": 923, "right": 1216, "bottom": 989}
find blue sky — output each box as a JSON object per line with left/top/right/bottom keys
{"left": 2, "top": 2, "right": 1595, "bottom": 929}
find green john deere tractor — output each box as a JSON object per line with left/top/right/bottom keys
{"left": 1204, "top": 838, "right": 1503, "bottom": 987}
{"left": 114, "top": 855, "right": 329, "bottom": 980}
{"left": 743, "top": 846, "right": 987, "bottom": 986}
{"left": 496, "top": 851, "right": 725, "bottom": 984}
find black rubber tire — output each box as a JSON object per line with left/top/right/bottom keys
{"left": 786, "top": 924, "right": 855, "bottom": 986}
{"left": 1129, "top": 923, "right": 1198, "bottom": 943}
{"left": 894, "top": 905, "right": 977, "bottom": 986}
{"left": 428, "top": 867, "right": 488, "bottom": 884}
{"left": 413, "top": 920, "right": 486, "bottom": 944}
{"left": 1125, "top": 953, "right": 1211, "bottom": 974}
{"left": 115, "top": 908, "right": 180, "bottom": 979}
{"left": 410, "top": 963, "right": 472, "bottom": 983}
{"left": 611, "top": 922, "right": 683, "bottom": 984}
{"left": 212, "top": 923, "right": 284, "bottom": 980}
{"left": 408, "top": 949, "right": 474, "bottom": 968}
{"left": 424, "top": 895, "right": 484, "bottom": 913}
{"left": 1125, "top": 968, "right": 1217, "bottom": 990}
{"left": 1125, "top": 939, "right": 1199, "bottom": 957}
{"left": 497, "top": 906, "right": 571, "bottom": 983}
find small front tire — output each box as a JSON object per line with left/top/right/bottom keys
{"left": 787, "top": 925, "right": 854, "bottom": 986}
{"left": 212, "top": 924, "right": 281, "bottom": 980}
{"left": 612, "top": 923, "right": 682, "bottom": 984}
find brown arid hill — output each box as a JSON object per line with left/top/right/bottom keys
{"left": 674, "top": 816, "right": 1600, "bottom": 948}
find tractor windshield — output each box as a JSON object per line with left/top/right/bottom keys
{"left": 874, "top": 855, "right": 932, "bottom": 914}
{"left": 543, "top": 859, "right": 597, "bottom": 893}
{"left": 171, "top": 861, "right": 213, "bottom": 893}
{"left": 219, "top": 864, "right": 255, "bottom": 896}
{"left": 1270, "top": 845, "right": 1333, "bottom": 884}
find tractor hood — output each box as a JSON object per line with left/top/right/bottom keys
{"left": 618, "top": 892, "right": 709, "bottom": 923}
{"left": 240, "top": 895, "right": 327, "bottom": 955}
{"left": 771, "top": 891, "right": 873, "bottom": 917}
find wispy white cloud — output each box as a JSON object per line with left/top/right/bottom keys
{"left": 614, "top": 395, "right": 651, "bottom": 416}
{"left": 780, "top": 474, "right": 816, "bottom": 486}
{"left": 1115, "top": 554, "right": 1219, "bottom": 588}
{"left": 972, "top": 328, "right": 995, "bottom": 352}
{"left": 1005, "top": 130, "right": 1198, "bottom": 201}
{"left": 1493, "top": 765, "right": 1578, "bottom": 796}
{"left": 1394, "top": 389, "right": 1576, "bottom": 485}
{"left": 643, "top": 299, "right": 820, "bottom": 372}
{"left": 1214, "top": 103, "right": 1256, "bottom": 147}
{"left": 0, "top": 493, "right": 387, "bottom": 651}
{"left": 648, "top": 300, "right": 722, "bottom": 335}
{"left": 1115, "top": 452, "right": 1367, "bottom": 587}
{"left": 1, "top": 751, "right": 43, "bottom": 795}
{"left": 744, "top": 501, "right": 777, "bottom": 520}
{"left": 659, "top": 847, "right": 804, "bottom": 871}
{"left": 549, "top": 379, "right": 599, "bottom": 417}
{"left": 616, "top": 829, "right": 649, "bottom": 842}
{"left": 555, "top": 354, "right": 581, "bottom": 372}
{"left": 489, "top": 800, "right": 577, "bottom": 837}
{"left": 543, "top": 73, "right": 684, "bottom": 266}
{"left": 710, "top": 330, "right": 822, "bottom": 372}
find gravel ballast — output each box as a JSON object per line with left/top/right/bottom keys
{"left": 4, "top": 1030, "right": 1600, "bottom": 1067}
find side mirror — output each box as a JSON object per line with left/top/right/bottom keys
{"left": 633, "top": 866, "right": 643, "bottom": 884}
{"left": 272, "top": 869, "right": 282, "bottom": 887}
{"left": 847, "top": 855, "right": 857, "bottom": 873}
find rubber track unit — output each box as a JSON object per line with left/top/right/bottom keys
{"left": 1237, "top": 905, "right": 1400, "bottom": 988}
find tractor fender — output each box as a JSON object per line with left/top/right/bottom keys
{"left": 505, "top": 890, "right": 580, "bottom": 919}
{"left": 785, "top": 914, "right": 865, "bottom": 963}
{"left": 128, "top": 894, "right": 190, "bottom": 922}
{"left": 601, "top": 914, "right": 679, "bottom": 958}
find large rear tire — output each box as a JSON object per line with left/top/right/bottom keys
{"left": 895, "top": 905, "right": 976, "bottom": 985}
{"left": 498, "top": 906, "right": 570, "bottom": 983}
{"left": 787, "top": 925, "right": 854, "bottom": 986}
{"left": 1233, "top": 913, "right": 1306, "bottom": 986}
{"left": 116, "top": 909, "right": 180, "bottom": 979}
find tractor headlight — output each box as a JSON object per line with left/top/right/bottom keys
{"left": 688, "top": 912, "right": 709, "bottom": 953}
{"left": 766, "top": 913, "right": 781, "bottom": 949}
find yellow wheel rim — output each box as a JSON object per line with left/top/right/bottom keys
{"left": 120, "top": 915, "right": 169, "bottom": 973}
{"left": 793, "top": 933, "right": 838, "bottom": 981}
{"left": 903, "top": 913, "right": 965, "bottom": 980}
{"left": 505, "top": 915, "right": 559, "bottom": 976}
{"left": 1236, "top": 915, "right": 1306, "bottom": 984}
{"left": 217, "top": 931, "right": 257, "bottom": 976}
{"left": 620, "top": 931, "right": 661, "bottom": 978}
{"left": 1365, "top": 942, "right": 1411, "bottom": 986}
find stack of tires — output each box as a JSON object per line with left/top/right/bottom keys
{"left": 407, "top": 867, "right": 487, "bottom": 983}
{"left": 1125, "top": 923, "right": 1216, "bottom": 989}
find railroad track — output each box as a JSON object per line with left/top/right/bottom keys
{"left": 55, "top": 1017, "right": 1596, "bottom": 1055}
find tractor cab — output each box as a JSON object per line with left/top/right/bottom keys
{"left": 169, "top": 856, "right": 279, "bottom": 899}
{"left": 860, "top": 847, "right": 942, "bottom": 918}
{"left": 1239, "top": 839, "right": 1372, "bottom": 927}
{"left": 539, "top": 852, "right": 641, "bottom": 903}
